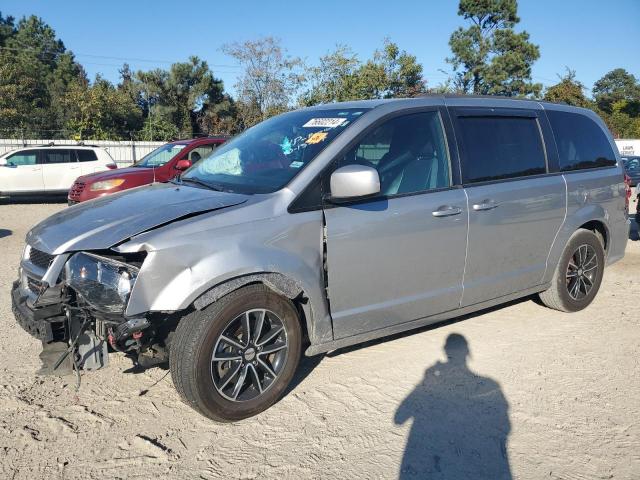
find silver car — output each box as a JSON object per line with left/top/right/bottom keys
{"left": 12, "top": 96, "right": 629, "bottom": 421}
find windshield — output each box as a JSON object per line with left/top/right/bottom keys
{"left": 133, "top": 144, "right": 186, "bottom": 168}
{"left": 181, "top": 108, "right": 368, "bottom": 193}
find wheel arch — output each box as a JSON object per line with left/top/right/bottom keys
{"left": 191, "top": 272, "right": 316, "bottom": 346}
{"left": 543, "top": 204, "right": 611, "bottom": 284}
{"left": 577, "top": 219, "right": 609, "bottom": 251}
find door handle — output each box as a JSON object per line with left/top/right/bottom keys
{"left": 432, "top": 205, "right": 462, "bottom": 217}
{"left": 472, "top": 200, "right": 500, "bottom": 211}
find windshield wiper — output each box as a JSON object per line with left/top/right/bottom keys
{"left": 180, "top": 177, "right": 226, "bottom": 192}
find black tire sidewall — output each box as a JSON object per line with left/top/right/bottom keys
{"left": 192, "top": 286, "right": 302, "bottom": 421}
{"left": 555, "top": 230, "right": 605, "bottom": 312}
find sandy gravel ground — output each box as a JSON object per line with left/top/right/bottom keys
{"left": 0, "top": 196, "right": 639, "bottom": 480}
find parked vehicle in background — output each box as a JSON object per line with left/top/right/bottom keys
{"left": 12, "top": 96, "right": 629, "bottom": 422}
{"left": 0, "top": 145, "right": 116, "bottom": 197}
{"left": 621, "top": 156, "right": 640, "bottom": 186}
{"left": 68, "top": 137, "right": 228, "bottom": 204}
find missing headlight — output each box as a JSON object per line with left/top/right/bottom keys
{"left": 65, "top": 252, "right": 139, "bottom": 315}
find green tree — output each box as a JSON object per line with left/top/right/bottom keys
{"left": 136, "top": 56, "right": 231, "bottom": 138}
{"left": 222, "top": 37, "right": 305, "bottom": 127}
{"left": 605, "top": 100, "right": 640, "bottom": 139}
{"left": 543, "top": 68, "right": 592, "bottom": 108}
{"left": 0, "top": 15, "right": 86, "bottom": 137}
{"left": 592, "top": 68, "right": 640, "bottom": 116}
{"left": 300, "top": 45, "right": 361, "bottom": 105}
{"left": 447, "top": 0, "right": 541, "bottom": 97}
{"left": 0, "top": 12, "right": 14, "bottom": 46}
{"left": 300, "top": 40, "right": 425, "bottom": 105}
{"left": 62, "top": 76, "right": 143, "bottom": 140}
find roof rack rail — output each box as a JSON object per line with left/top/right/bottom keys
{"left": 25, "top": 141, "right": 103, "bottom": 148}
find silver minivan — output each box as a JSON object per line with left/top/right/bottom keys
{"left": 12, "top": 96, "right": 629, "bottom": 421}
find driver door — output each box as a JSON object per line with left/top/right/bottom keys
{"left": 323, "top": 110, "right": 469, "bottom": 339}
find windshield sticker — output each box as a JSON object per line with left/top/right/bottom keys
{"left": 280, "top": 137, "right": 293, "bottom": 155}
{"left": 305, "top": 132, "right": 328, "bottom": 145}
{"left": 289, "top": 161, "right": 304, "bottom": 169}
{"left": 303, "top": 118, "right": 347, "bottom": 128}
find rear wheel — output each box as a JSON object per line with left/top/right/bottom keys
{"left": 538, "top": 229, "right": 605, "bottom": 312}
{"left": 170, "top": 284, "right": 302, "bottom": 422}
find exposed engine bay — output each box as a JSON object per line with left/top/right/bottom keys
{"left": 12, "top": 246, "right": 173, "bottom": 386}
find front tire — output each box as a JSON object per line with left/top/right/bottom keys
{"left": 170, "top": 284, "right": 302, "bottom": 422}
{"left": 538, "top": 228, "right": 605, "bottom": 312}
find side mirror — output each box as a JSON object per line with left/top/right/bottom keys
{"left": 329, "top": 164, "right": 380, "bottom": 202}
{"left": 174, "top": 159, "right": 192, "bottom": 171}
{"left": 0, "top": 158, "right": 7, "bottom": 166}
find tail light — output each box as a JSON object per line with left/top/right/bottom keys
{"left": 106, "top": 163, "right": 117, "bottom": 170}
{"left": 624, "top": 173, "right": 632, "bottom": 215}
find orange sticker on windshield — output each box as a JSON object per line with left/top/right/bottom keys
{"left": 306, "top": 132, "right": 328, "bottom": 145}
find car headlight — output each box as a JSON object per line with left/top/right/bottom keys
{"left": 65, "top": 252, "right": 139, "bottom": 314}
{"left": 90, "top": 179, "right": 125, "bottom": 191}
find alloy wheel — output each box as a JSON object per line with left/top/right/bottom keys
{"left": 210, "top": 309, "right": 288, "bottom": 402}
{"left": 566, "top": 244, "right": 598, "bottom": 300}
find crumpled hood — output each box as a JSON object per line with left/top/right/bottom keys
{"left": 27, "top": 183, "right": 247, "bottom": 254}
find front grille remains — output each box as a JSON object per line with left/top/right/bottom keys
{"left": 26, "top": 276, "right": 43, "bottom": 294}
{"left": 29, "top": 247, "right": 54, "bottom": 270}
{"left": 69, "top": 181, "right": 86, "bottom": 201}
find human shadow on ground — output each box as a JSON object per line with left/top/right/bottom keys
{"left": 394, "top": 334, "right": 512, "bottom": 480}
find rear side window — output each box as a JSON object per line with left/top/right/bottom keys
{"left": 42, "top": 149, "right": 75, "bottom": 164}
{"left": 76, "top": 149, "right": 98, "bottom": 162}
{"left": 458, "top": 116, "right": 546, "bottom": 183}
{"left": 546, "top": 110, "right": 616, "bottom": 171}
{"left": 6, "top": 151, "right": 37, "bottom": 166}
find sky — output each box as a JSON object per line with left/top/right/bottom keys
{"left": 2, "top": 0, "right": 639, "bottom": 97}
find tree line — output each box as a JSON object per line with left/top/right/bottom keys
{"left": 1, "top": 1, "right": 639, "bottom": 141}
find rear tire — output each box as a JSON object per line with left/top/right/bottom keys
{"left": 170, "top": 284, "right": 302, "bottom": 422}
{"left": 538, "top": 228, "right": 605, "bottom": 312}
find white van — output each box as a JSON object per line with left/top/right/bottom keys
{"left": 0, "top": 145, "right": 116, "bottom": 197}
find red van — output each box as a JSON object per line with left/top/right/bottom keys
{"left": 68, "top": 137, "right": 228, "bottom": 204}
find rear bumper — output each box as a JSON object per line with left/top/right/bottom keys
{"left": 11, "top": 280, "right": 67, "bottom": 343}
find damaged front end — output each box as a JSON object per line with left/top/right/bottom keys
{"left": 12, "top": 245, "right": 168, "bottom": 379}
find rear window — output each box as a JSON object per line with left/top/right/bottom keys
{"left": 76, "top": 149, "right": 98, "bottom": 162}
{"left": 42, "top": 149, "right": 75, "bottom": 164}
{"left": 546, "top": 110, "right": 617, "bottom": 171}
{"left": 458, "top": 116, "right": 547, "bottom": 184}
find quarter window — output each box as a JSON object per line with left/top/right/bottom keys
{"left": 42, "top": 149, "right": 75, "bottom": 164}
{"left": 6, "top": 151, "right": 37, "bottom": 166}
{"left": 458, "top": 116, "right": 546, "bottom": 183}
{"left": 337, "top": 111, "right": 451, "bottom": 197}
{"left": 546, "top": 110, "right": 617, "bottom": 171}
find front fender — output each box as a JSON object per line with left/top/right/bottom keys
{"left": 122, "top": 210, "right": 333, "bottom": 345}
